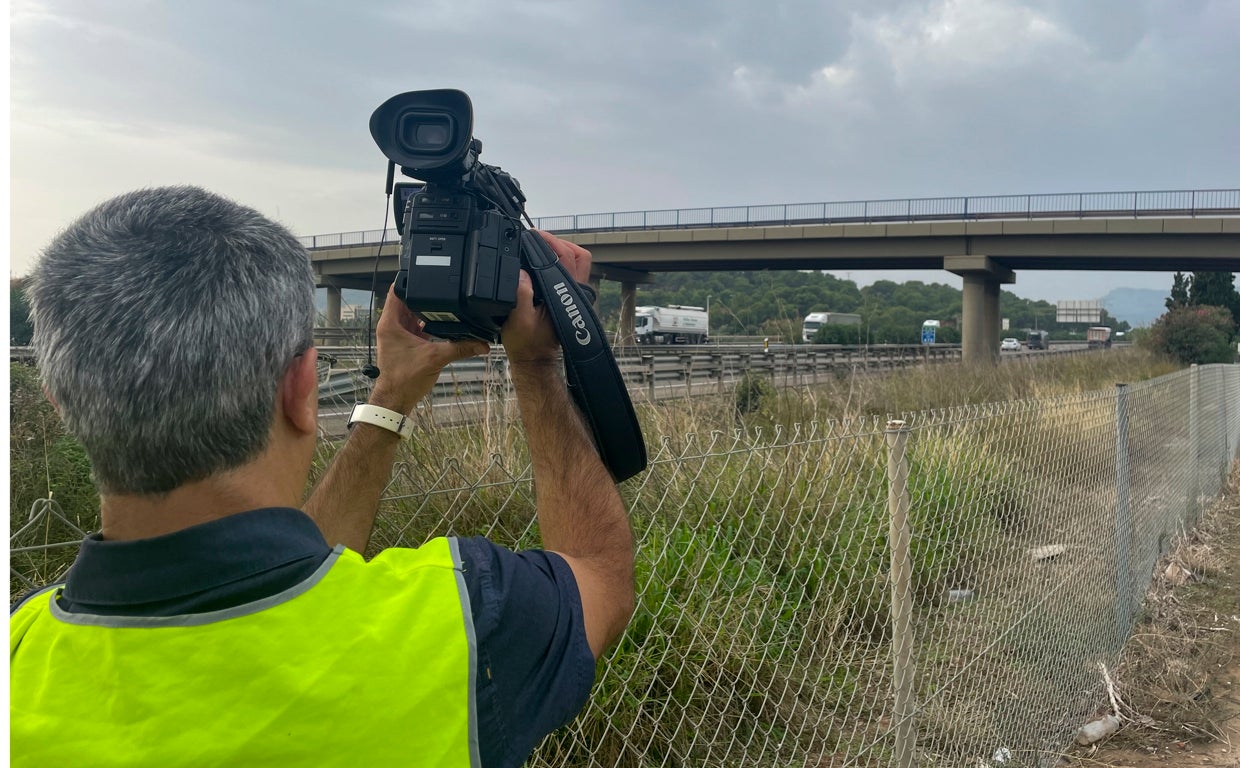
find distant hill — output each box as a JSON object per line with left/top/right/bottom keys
{"left": 1102, "top": 287, "right": 1168, "bottom": 328}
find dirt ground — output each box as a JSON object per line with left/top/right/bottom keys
{"left": 1062, "top": 466, "right": 1240, "bottom": 768}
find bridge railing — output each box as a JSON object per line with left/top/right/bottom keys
{"left": 298, "top": 188, "right": 1240, "bottom": 249}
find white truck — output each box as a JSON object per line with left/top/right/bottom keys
{"left": 802, "top": 311, "right": 862, "bottom": 343}
{"left": 634, "top": 305, "right": 708, "bottom": 344}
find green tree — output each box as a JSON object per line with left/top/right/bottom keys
{"left": 1145, "top": 306, "right": 1235, "bottom": 365}
{"left": 1187, "top": 272, "right": 1240, "bottom": 330}
{"left": 868, "top": 306, "right": 922, "bottom": 344}
{"left": 1165, "top": 272, "right": 1190, "bottom": 310}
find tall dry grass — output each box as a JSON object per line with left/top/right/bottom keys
{"left": 9, "top": 347, "right": 1204, "bottom": 764}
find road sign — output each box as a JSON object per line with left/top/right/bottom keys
{"left": 1056, "top": 299, "right": 1102, "bottom": 324}
{"left": 921, "top": 326, "right": 936, "bottom": 345}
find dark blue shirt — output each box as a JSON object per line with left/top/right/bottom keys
{"left": 16, "top": 507, "right": 595, "bottom": 768}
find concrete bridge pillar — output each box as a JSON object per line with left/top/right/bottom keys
{"left": 325, "top": 285, "right": 342, "bottom": 327}
{"left": 960, "top": 275, "right": 1000, "bottom": 365}
{"left": 946, "top": 256, "right": 1014, "bottom": 366}
{"left": 587, "top": 265, "right": 650, "bottom": 349}
{"left": 617, "top": 281, "right": 637, "bottom": 348}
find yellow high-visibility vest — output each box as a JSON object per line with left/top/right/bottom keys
{"left": 10, "top": 537, "right": 479, "bottom": 767}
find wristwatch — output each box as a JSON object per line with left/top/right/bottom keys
{"left": 347, "top": 404, "right": 414, "bottom": 440}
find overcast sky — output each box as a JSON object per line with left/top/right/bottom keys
{"left": 9, "top": 0, "right": 1239, "bottom": 302}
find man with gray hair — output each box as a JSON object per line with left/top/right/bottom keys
{"left": 10, "top": 186, "right": 634, "bottom": 768}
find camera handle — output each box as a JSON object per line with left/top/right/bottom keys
{"left": 519, "top": 230, "right": 647, "bottom": 482}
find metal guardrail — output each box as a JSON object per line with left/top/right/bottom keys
{"left": 10, "top": 343, "right": 1086, "bottom": 411}
{"left": 297, "top": 188, "right": 1240, "bottom": 249}
{"left": 310, "top": 343, "right": 1090, "bottom": 420}
{"left": 314, "top": 345, "right": 962, "bottom": 421}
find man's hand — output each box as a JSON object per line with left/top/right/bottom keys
{"left": 304, "top": 285, "right": 487, "bottom": 553}
{"left": 501, "top": 231, "right": 593, "bottom": 364}
{"left": 371, "top": 284, "right": 490, "bottom": 414}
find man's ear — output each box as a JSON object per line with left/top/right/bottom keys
{"left": 280, "top": 350, "right": 319, "bottom": 437}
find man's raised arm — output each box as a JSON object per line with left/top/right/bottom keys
{"left": 304, "top": 285, "right": 488, "bottom": 553}
{"left": 501, "top": 233, "right": 635, "bottom": 659}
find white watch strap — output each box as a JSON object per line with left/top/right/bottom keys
{"left": 348, "top": 404, "right": 413, "bottom": 440}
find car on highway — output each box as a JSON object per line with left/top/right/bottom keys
{"left": 1000, "top": 338, "right": 1022, "bottom": 351}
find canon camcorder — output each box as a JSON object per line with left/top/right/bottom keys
{"left": 368, "top": 89, "right": 647, "bottom": 481}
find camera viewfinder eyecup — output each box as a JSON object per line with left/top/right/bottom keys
{"left": 368, "top": 89, "right": 647, "bottom": 481}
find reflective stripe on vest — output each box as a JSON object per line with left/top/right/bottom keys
{"left": 10, "top": 537, "right": 479, "bottom": 767}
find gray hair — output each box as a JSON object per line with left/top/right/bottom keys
{"left": 28, "top": 186, "right": 316, "bottom": 495}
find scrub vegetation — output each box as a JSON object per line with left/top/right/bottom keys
{"left": 354, "top": 347, "right": 1179, "bottom": 764}
{"left": 9, "top": 347, "right": 1195, "bottom": 764}
{"left": 10, "top": 347, "right": 1176, "bottom": 593}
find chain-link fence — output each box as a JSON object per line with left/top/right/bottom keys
{"left": 11, "top": 363, "right": 1240, "bottom": 767}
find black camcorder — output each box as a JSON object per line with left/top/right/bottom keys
{"left": 369, "top": 89, "right": 647, "bottom": 481}
{"left": 370, "top": 89, "right": 520, "bottom": 342}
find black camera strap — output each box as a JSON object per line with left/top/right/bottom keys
{"left": 519, "top": 231, "right": 647, "bottom": 482}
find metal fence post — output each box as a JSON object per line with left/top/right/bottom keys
{"left": 1189, "top": 364, "right": 1200, "bottom": 522}
{"left": 649, "top": 352, "right": 659, "bottom": 401}
{"left": 1220, "top": 366, "right": 1231, "bottom": 486}
{"left": 1228, "top": 365, "right": 1237, "bottom": 460}
{"left": 1114, "top": 383, "right": 1132, "bottom": 646}
{"left": 885, "top": 419, "right": 916, "bottom": 768}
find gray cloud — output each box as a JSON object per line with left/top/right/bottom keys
{"left": 10, "top": 0, "right": 1238, "bottom": 301}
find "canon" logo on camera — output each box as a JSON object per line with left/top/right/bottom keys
{"left": 553, "top": 282, "right": 592, "bottom": 346}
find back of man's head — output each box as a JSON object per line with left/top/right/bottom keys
{"left": 28, "top": 186, "right": 316, "bottom": 495}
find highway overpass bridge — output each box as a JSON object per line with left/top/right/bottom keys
{"left": 303, "top": 189, "right": 1240, "bottom": 364}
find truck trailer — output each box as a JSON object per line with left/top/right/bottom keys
{"left": 802, "top": 312, "right": 862, "bottom": 343}
{"left": 634, "top": 305, "right": 709, "bottom": 344}
{"left": 1086, "top": 326, "right": 1113, "bottom": 349}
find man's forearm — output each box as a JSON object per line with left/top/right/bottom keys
{"left": 303, "top": 388, "right": 412, "bottom": 553}
{"left": 509, "top": 360, "right": 632, "bottom": 579}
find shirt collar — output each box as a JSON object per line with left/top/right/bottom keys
{"left": 61, "top": 507, "right": 330, "bottom": 607}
